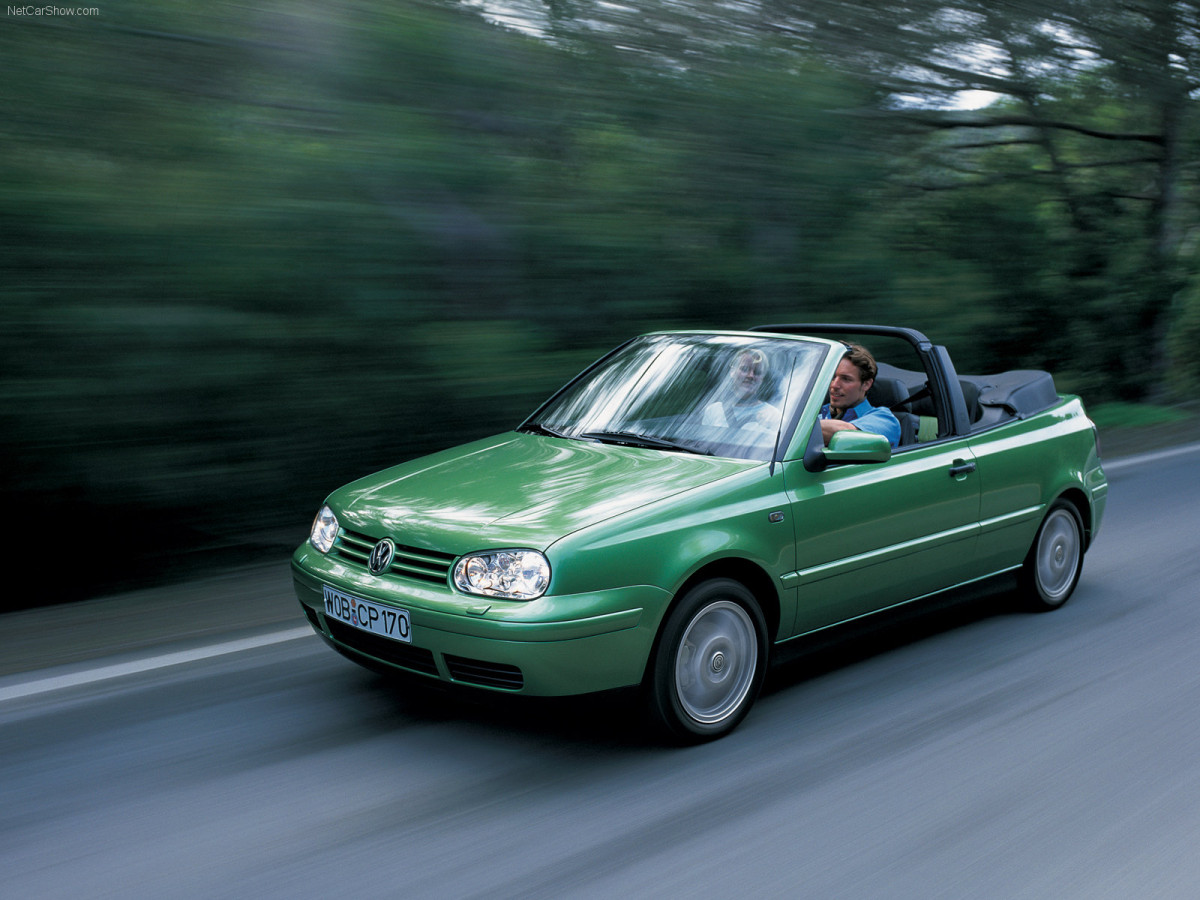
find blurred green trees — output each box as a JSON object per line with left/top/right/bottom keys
{"left": 2, "top": 1, "right": 1198, "bottom": 602}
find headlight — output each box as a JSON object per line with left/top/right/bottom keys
{"left": 310, "top": 505, "right": 339, "bottom": 553}
{"left": 453, "top": 550, "right": 550, "bottom": 600}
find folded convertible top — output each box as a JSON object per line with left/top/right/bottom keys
{"left": 962, "top": 370, "right": 1058, "bottom": 418}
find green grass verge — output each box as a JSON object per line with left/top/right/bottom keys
{"left": 1089, "top": 402, "right": 1195, "bottom": 430}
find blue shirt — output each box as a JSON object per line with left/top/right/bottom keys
{"left": 820, "top": 398, "right": 901, "bottom": 448}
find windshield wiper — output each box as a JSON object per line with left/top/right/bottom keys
{"left": 578, "top": 430, "right": 710, "bottom": 455}
{"left": 520, "top": 421, "right": 572, "bottom": 439}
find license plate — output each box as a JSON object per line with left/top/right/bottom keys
{"left": 323, "top": 586, "right": 412, "bottom": 644}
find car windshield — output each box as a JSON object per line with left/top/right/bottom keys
{"left": 526, "top": 333, "right": 825, "bottom": 462}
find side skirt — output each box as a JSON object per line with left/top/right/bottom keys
{"left": 770, "top": 566, "right": 1022, "bottom": 667}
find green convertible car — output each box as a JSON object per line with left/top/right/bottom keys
{"left": 292, "top": 324, "right": 1108, "bottom": 741}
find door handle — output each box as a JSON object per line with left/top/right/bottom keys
{"left": 948, "top": 460, "right": 977, "bottom": 477}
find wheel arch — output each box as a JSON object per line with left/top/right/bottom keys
{"left": 1055, "top": 486, "right": 1094, "bottom": 550}
{"left": 642, "top": 557, "right": 780, "bottom": 687}
{"left": 675, "top": 558, "right": 781, "bottom": 640}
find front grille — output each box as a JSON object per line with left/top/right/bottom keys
{"left": 335, "top": 528, "right": 456, "bottom": 586}
{"left": 327, "top": 620, "right": 439, "bottom": 677}
{"left": 444, "top": 654, "right": 524, "bottom": 690}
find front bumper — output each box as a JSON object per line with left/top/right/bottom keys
{"left": 291, "top": 546, "right": 668, "bottom": 696}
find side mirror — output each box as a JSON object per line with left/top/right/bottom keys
{"left": 802, "top": 419, "right": 827, "bottom": 472}
{"left": 824, "top": 430, "right": 892, "bottom": 465}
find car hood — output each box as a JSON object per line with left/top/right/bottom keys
{"left": 329, "top": 431, "right": 757, "bottom": 551}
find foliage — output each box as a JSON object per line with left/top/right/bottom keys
{"left": 1087, "top": 401, "right": 1194, "bottom": 430}
{"left": 2, "top": 0, "right": 1197, "bottom": 603}
{"left": 1167, "top": 279, "right": 1200, "bottom": 395}
{"left": 800, "top": 0, "right": 1200, "bottom": 395}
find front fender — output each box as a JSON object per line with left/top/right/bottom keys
{"left": 545, "top": 467, "right": 795, "bottom": 617}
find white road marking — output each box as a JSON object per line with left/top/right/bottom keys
{"left": 0, "top": 626, "right": 316, "bottom": 704}
{"left": 1102, "top": 441, "right": 1200, "bottom": 474}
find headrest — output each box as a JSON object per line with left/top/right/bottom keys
{"left": 866, "top": 377, "right": 910, "bottom": 411}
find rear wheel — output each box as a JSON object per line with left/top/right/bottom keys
{"left": 1020, "top": 500, "right": 1084, "bottom": 611}
{"left": 646, "top": 579, "right": 767, "bottom": 743}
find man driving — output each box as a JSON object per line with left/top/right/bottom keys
{"left": 819, "top": 344, "right": 901, "bottom": 448}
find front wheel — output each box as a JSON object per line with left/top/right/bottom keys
{"left": 646, "top": 579, "right": 767, "bottom": 743}
{"left": 1020, "top": 500, "right": 1085, "bottom": 611}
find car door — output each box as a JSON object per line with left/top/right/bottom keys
{"left": 782, "top": 436, "right": 983, "bottom": 637}
{"left": 966, "top": 417, "right": 1067, "bottom": 574}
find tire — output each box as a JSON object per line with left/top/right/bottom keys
{"left": 1020, "top": 500, "right": 1085, "bottom": 612}
{"left": 646, "top": 578, "right": 768, "bottom": 743}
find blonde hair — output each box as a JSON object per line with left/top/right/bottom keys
{"left": 732, "top": 348, "right": 768, "bottom": 377}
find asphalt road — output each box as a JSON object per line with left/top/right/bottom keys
{"left": 3, "top": 444, "right": 1199, "bottom": 899}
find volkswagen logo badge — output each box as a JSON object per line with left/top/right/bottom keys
{"left": 368, "top": 538, "right": 395, "bottom": 576}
